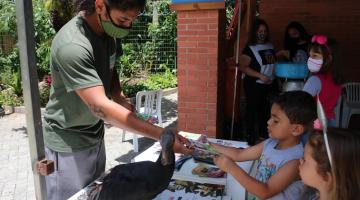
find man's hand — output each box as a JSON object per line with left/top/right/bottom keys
{"left": 213, "top": 154, "right": 237, "bottom": 173}
{"left": 173, "top": 133, "right": 193, "bottom": 155}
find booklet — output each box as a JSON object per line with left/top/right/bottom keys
{"left": 189, "top": 134, "right": 219, "bottom": 165}
{"left": 192, "top": 164, "right": 226, "bottom": 178}
{"left": 154, "top": 180, "right": 230, "bottom": 200}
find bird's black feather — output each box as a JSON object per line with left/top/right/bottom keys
{"left": 98, "top": 129, "right": 175, "bottom": 200}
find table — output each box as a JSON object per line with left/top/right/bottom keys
{"left": 133, "top": 135, "right": 254, "bottom": 200}
{"left": 69, "top": 134, "right": 254, "bottom": 200}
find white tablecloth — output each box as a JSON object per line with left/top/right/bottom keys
{"left": 133, "top": 137, "right": 254, "bottom": 200}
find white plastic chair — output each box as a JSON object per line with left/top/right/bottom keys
{"left": 122, "top": 90, "right": 163, "bottom": 152}
{"left": 340, "top": 82, "right": 360, "bottom": 128}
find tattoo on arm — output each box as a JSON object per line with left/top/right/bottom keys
{"left": 89, "top": 104, "right": 106, "bottom": 119}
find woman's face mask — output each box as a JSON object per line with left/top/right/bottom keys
{"left": 256, "top": 25, "right": 267, "bottom": 43}
{"left": 256, "top": 33, "right": 266, "bottom": 43}
{"left": 307, "top": 57, "right": 323, "bottom": 73}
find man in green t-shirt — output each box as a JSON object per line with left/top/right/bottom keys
{"left": 43, "top": 0, "right": 192, "bottom": 199}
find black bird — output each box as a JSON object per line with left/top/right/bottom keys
{"left": 98, "top": 129, "right": 176, "bottom": 200}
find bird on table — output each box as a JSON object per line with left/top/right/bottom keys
{"left": 96, "top": 128, "right": 176, "bottom": 200}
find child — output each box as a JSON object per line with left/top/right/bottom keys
{"left": 303, "top": 35, "right": 342, "bottom": 127}
{"left": 277, "top": 21, "right": 311, "bottom": 63}
{"left": 299, "top": 128, "right": 360, "bottom": 200}
{"left": 212, "top": 91, "right": 316, "bottom": 200}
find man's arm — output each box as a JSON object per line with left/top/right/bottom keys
{"left": 76, "top": 85, "right": 193, "bottom": 154}
{"left": 77, "top": 86, "right": 161, "bottom": 139}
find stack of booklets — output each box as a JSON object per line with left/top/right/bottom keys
{"left": 154, "top": 180, "right": 231, "bottom": 200}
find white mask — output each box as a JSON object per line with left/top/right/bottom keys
{"left": 307, "top": 57, "right": 323, "bottom": 73}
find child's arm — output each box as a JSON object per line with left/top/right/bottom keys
{"left": 211, "top": 141, "right": 264, "bottom": 162}
{"left": 214, "top": 156, "right": 300, "bottom": 199}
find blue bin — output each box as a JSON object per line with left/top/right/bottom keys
{"left": 275, "top": 62, "right": 309, "bottom": 79}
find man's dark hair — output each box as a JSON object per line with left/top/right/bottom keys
{"left": 74, "top": 0, "right": 146, "bottom": 15}
{"left": 272, "top": 91, "right": 317, "bottom": 126}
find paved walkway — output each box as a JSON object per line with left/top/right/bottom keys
{"left": 0, "top": 92, "right": 178, "bottom": 200}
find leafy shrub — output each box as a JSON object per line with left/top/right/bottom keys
{"left": 0, "top": 87, "right": 23, "bottom": 106}
{"left": 122, "top": 69, "right": 177, "bottom": 97}
{"left": 141, "top": 69, "right": 177, "bottom": 90}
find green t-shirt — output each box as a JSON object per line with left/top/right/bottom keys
{"left": 43, "top": 15, "right": 119, "bottom": 152}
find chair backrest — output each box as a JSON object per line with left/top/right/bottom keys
{"left": 343, "top": 82, "right": 360, "bottom": 107}
{"left": 135, "top": 90, "right": 163, "bottom": 116}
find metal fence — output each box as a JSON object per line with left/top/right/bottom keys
{"left": 121, "top": 12, "right": 177, "bottom": 73}
{"left": 0, "top": 2, "right": 177, "bottom": 73}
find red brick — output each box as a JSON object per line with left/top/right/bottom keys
{"left": 185, "top": 36, "right": 210, "bottom": 42}
{"left": 177, "top": 18, "right": 198, "bottom": 24}
{"left": 186, "top": 11, "right": 209, "bottom": 19}
{"left": 177, "top": 24, "right": 187, "bottom": 31}
{"left": 196, "top": 30, "right": 219, "bottom": 36}
{"left": 185, "top": 102, "right": 206, "bottom": 109}
{"left": 178, "top": 30, "right": 198, "bottom": 36}
{"left": 187, "top": 79, "right": 208, "bottom": 87}
{"left": 178, "top": 41, "right": 196, "bottom": 48}
{"left": 177, "top": 12, "right": 187, "bottom": 19}
{"left": 187, "top": 123, "right": 207, "bottom": 130}
{"left": 197, "top": 42, "right": 217, "bottom": 48}
{"left": 188, "top": 24, "right": 209, "bottom": 31}
{"left": 197, "top": 18, "right": 218, "bottom": 24}
{"left": 209, "top": 24, "right": 218, "bottom": 30}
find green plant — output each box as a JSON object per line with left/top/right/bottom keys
{"left": 0, "top": 0, "right": 55, "bottom": 77}
{"left": 118, "top": 0, "right": 177, "bottom": 79}
{"left": 0, "top": 87, "right": 23, "bottom": 106}
{"left": 0, "top": 64, "right": 22, "bottom": 96}
{"left": 121, "top": 81, "right": 147, "bottom": 97}
{"left": 44, "top": 0, "right": 75, "bottom": 31}
{"left": 141, "top": 69, "right": 177, "bottom": 90}
{"left": 0, "top": 0, "right": 17, "bottom": 38}
{"left": 39, "top": 84, "right": 50, "bottom": 107}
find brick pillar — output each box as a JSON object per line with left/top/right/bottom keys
{"left": 172, "top": 2, "right": 226, "bottom": 138}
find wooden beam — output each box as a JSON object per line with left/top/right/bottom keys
{"left": 170, "top": 2, "right": 225, "bottom": 11}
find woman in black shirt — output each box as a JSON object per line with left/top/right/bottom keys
{"left": 239, "top": 19, "right": 278, "bottom": 145}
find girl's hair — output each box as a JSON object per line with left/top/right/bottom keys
{"left": 284, "top": 21, "right": 311, "bottom": 59}
{"left": 309, "top": 37, "right": 343, "bottom": 84}
{"left": 247, "top": 18, "right": 270, "bottom": 45}
{"left": 308, "top": 128, "right": 360, "bottom": 200}
{"left": 74, "top": 0, "right": 146, "bottom": 15}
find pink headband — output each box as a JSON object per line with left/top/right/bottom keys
{"left": 311, "top": 35, "right": 331, "bottom": 54}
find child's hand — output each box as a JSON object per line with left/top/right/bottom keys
{"left": 259, "top": 74, "right": 271, "bottom": 83}
{"left": 213, "top": 154, "right": 236, "bottom": 173}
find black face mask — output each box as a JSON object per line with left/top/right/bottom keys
{"left": 290, "top": 37, "right": 301, "bottom": 44}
